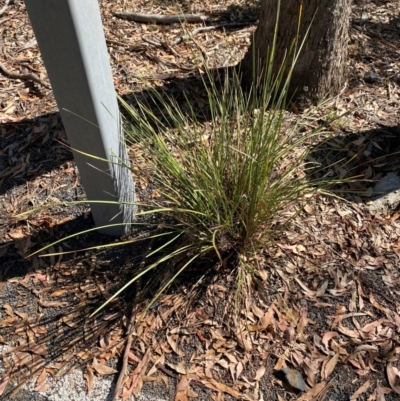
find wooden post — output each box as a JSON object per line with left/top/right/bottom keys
{"left": 23, "top": 0, "right": 136, "bottom": 235}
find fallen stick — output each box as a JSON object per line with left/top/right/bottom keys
{"left": 142, "top": 36, "right": 162, "bottom": 47}
{"left": 0, "top": 61, "right": 51, "bottom": 88}
{"left": 106, "top": 38, "right": 146, "bottom": 52}
{"left": 111, "top": 233, "right": 158, "bottom": 401}
{"left": 173, "top": 22, "right": 253, "bottom": 45}
{"left": 0, "top": 0, "right": 11, "bottom": 18}
{"left": 114, "top": 12, "right": 209, "bottom": 24}
{"left": 111, "top": 308, "right": 136, "bottom": 401}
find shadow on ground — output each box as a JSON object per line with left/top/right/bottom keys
{"left": 0, "top": 113, "right": 73, "bottom": 195}
{"left": 308, "top": 124, "right": 400, "bottom": 202}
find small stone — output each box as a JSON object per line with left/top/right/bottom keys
{"left": 281, "top": 367, "right": 307, "bottom": 391}
{"left": 364, "top": 71, "right": 379, "bottom": 83}
{"left": 368, "top": 173, "right": 400, "bottom": 214}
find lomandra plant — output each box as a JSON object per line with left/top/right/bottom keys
{"left": 24, "top": 3, "right": 342, "bottom": 315}
{"left": 100, "top": 21, "right": 339, "bottom": 312}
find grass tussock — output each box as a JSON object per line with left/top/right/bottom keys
{"left": 23, "top": 5, "right": 347, "bottom": 316}
{"left": 109, "top": 48, "right": 339, "bottom": 314}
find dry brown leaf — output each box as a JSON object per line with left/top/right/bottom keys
{"left": 216, "top": 359, "right": 229, "bottom": 369}
{"left": 386, "top": 364, "right": 400, "bottom": 395}
{"left": 132, "top": 348, "right": 151, "bottom": 376}
{"left": 274, "top": 358, "right": 285, "bottom": 371}
{"left": 147, "top": 353, "right": 165, "bottom": 377}
{"left": 350, "top": 379, "right": 371, "bottom": 400}
{"left": 36, "top": 368, "right": 47, "bottom": 387}
{"left": 8, "top": 228, "right": 25, "bottom": 239}
{"left": 228, "top": 364, "right": 235, "bottom": 383}
{"left": 204, "top": 378, "right": 247, "bottom": 399}
{"left": 0, "top": 316, "right": 18, "bottom": 327}
{"left": 316, "top": 280, "right": 329, "bottom": 297}
{"left": 175, "top": 376, "right": 190, "bottom": 401}
{"left": 15, "top": 311, "right": 28, "bottom": 321}
{"left": 122, "top": 383, "right": 134, "bottom": 401}
{"left": 247, "top": 324, "right": 265, "bottom": 332}
{"left": 29, "top": 272, "right": 49, "bottom": 286}
{"left": 174, "top": 390, "right": 189, "bottom": 401}
{"left": 211, "top": 392, "right": 225, "bottom": 401}
{"left": 29, "top": 344, "right": 47, "bottom": 356}
{"left": 236, "top": 361, "right": 244, "bottom": 380}
{"left": 92, "top": 357, "right": 118, "bottom": 376}
{"left": 296, "top": 382, "right": 326, "bottom": 400}
{"left": 86, "top": 365, "right": 94, "bottom": 393}
{"left": 38, "top": 300, "right": 68, "bottom": 308}
{"left": 224, "top": 352, "right": 238, "bottom": 364}
{"left": 354, "top": 344, "right": 379, "bottom": 353}
{"left": 297, "top": 309, "right": 309, "bottom": 335}
{"left": 375, "top": 385, "right": 385, "bottom": 401}
{"left": 361, "top": 319, "right": 384, "bottom": 333}
{"left": 251, "top": 304, "right": 265, "bottom": 319}
{"left": 167, "top": 333, "right": 186, "bottom": 356}
{"left": 254, "top": 365, "right": 266, "bottom": 381}
{"left": 2, "top": 304, "right": 13, "bottom": 316}
{"left": 295, "top": 278, "right": 318, "bottom": 297}
{"left": 394, "top": 314, "right": 400, "bottom": 330}
{"left": 375, "top": 382, "right": 386, "bottom": 401}
{"left": 322, "top": 331, "right": 339, "bottom": 350}
{"left": 187, "top": 387, "right": 198, "bottom": 398}
{"left": 338, "top": 324, "right": 359, "bottom": 338}
{"left": 166, "top": 361, "right": 189, "bottom": 375}
{"left": 126, "top": 374, "right": 139, "bottom": 400}
{"left": 50, "top": 289, "right": 67, "bottom": 297}
{"left": 376, "top": 381, "right": 391, "bottom": 401}
{"left": 132, "top": 376, "right": 143, "bottom": 397}
{"left": 369, "top": 294, "right": 390, "bottom": 316}
{"left": 0, "top": 377, "right": 9, "bottom": 396}
{"left": 302, "top": 362, "right": 316, "bottom": 387}
{"left": 261, "top": 305, "right": 274, "bottom": 328}
{"left": 128, "top": 352, "right": 141, "bottom": 363}
{"left": 323, "top": 354, "right": 339, "bottom": 380}
{"left": 348, "top": 357, "right": 363, "bottom": 370}
{"left": 304, "top": 204, "right": 315, "bottom": 214}
{"left": 77, "top": 350, "right": 92, "bottom": 361}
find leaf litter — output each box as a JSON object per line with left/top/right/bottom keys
{"left": 1, "top": 0, "right": 400, "bottom": 400}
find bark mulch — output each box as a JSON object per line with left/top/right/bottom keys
{"left": 1, "top": 0, "right": 400, "bottom": 400}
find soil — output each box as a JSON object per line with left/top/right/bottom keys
{"left": 1, "top": 0, "right": 400, "bottom": 400}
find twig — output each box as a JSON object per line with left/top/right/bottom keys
{"left": 0, "top": 14, "right": 14, "bottom": 25}
{"left": 142, "top": 37, "right": 181, "bottom": 58}
{"left": 111, "top": 234, "right": 158, "bottom": 401}
{"left": 144, "top": 52, "right": 195, "bottom": 72}
{"left": 111, "top": 307, "right": 136, "bottom": 401}
{"left": 142, "top": 36, "right": 162, "bottom": 47}
{"left": 0, "top": 0, "right": 11, "bottom": 18}
{"left": 114, "top": 12, "right": 209, "bottom": 24}
{"left": 106, "top": 38, "right": 146, "bottom": 52}
{"left": 0, "top": 61, "right": 51, "bottom": 88}
{"left": 173, "top": 22, "right": 251, "bottom": 45}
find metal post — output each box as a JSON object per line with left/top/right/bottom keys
{"left": 23, "top": 0, "right": 136, "bottom": 235}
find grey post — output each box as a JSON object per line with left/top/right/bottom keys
{"left": 23, "top": 0, "right": 136, "bottom": 235}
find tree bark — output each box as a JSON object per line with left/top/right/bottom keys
{"left": 240, "top": 0, "right": 352, "bottom": 104}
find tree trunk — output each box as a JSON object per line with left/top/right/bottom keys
{"left": 240, "top": 0, "right": 352, "bottom": 103}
